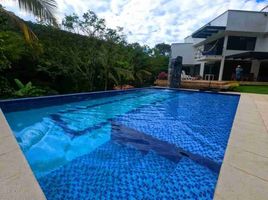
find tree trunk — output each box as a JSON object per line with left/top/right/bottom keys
{"left": 104, "top": 72, "right": 108, "bottom": 90}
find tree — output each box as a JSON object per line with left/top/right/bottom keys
{"left": 154, "top": 43, "right": 171, "bottom": 56}
{"left": 1, "top": 9, "right": 170, "bottom": 98}
{"left": 0, "top": 31, "right": 27, "bottom": 71}
{"left": 62, "top": 10, "right": 132, "bottom": 90}
{"left": 126, "top": 43, "right": 152, "bottom": 86}
{"left": 62, "top": 13, "right": 80, "bottom": 33}
{"left": 17, "top": 0, "right": 57, "bottom": 25}
{"left": 0, "top": 0, "right": 57, "bottom": 42}
{"left": 0, "top": 31, "right": 28, "bottom": 97}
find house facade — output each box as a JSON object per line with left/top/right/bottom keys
{"left": 171, "top": 10, "right": 268, "bottom": 81}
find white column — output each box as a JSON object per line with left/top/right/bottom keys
{"left": 218, "top": 35, "right": 228, "bottom": 81}
{"left": 199, "top": 62, "right": 205, "bottom": 78}
{"left": 218, "top": 59, "right": 225, "bottom": 81}
{"left": 250, "top": 60, "right": 261, "bottom": 81}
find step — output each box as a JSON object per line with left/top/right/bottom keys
{"left": 113, "top": 100, "right": 226, "bottom": 163}
{"left": 111, "top": 121, "right": 221, "bottom": 173}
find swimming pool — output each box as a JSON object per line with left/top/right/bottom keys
{"left": 0, "top": 88, "right": 240, "bottom": 199}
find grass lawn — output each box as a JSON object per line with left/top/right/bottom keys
{"left": 233, "top": 85, "right": 268, "bottom": 94}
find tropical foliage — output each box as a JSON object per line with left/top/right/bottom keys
{"left": 0, "top": 9, "right": 170, "bottom": 98}
{"left": 0, "top": 0, "right": 57, "bottom": 42}
{"left": 13, "top": 78, "right": 47, "bottom": 97}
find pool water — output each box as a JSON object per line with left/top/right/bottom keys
{"left": 1, "top": 89, "right": 240, "bottom": 199}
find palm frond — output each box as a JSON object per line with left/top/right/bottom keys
{"left": 14, "top": 78, "right": 25, "bottom": 89}
{"left": 135, "top": 70, "right": 151, "bottom": 83}
{"left": 261, "top": 5, "right": 268, "bottom": 11}
{"left": 17, "top": 0, "right": 58, "bottom": 26}
{"left": 138, "top": 69, "right": 152, "bottom": 76}
{"left": 135, "top": 73, "right": 143, "bottom": 83}
{"left": 115, "top": 67, "right": 135, "bottom": 80}
{"left": 108, "top": 72, "right": 119, "bottom": 85}
{"left": 0, "top": 7, "right": 37, "bottom": 42}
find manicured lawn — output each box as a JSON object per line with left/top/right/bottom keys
{"left": 233, "top": 85, "right": 268, "bottom": 94}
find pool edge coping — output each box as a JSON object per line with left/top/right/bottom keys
{"left": 0, "top": 86, "right": 240, "bottom": 103}
{"left": 0, "top": 109, "right": 46, "bottom": 200}
{"left": 214, "top": 93, "right": 268, "bottom": 200}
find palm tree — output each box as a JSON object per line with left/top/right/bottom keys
{"left": 261, "top": 5, "right": 268, "bottom": 12}
{"left": 0, "top": 0, "right": 57, "bottom": 42}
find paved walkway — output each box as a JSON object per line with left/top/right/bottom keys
{"left": 214, "top": 93, "right": 268, "bottom": 200}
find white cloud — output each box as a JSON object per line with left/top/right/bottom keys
{"left": 1, "top": 0, "right": 268, "bottom": 46}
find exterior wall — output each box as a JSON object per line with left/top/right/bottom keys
{"left": 209, "top": 11, "right": 228, "bottom": 26}
{"left": 266, "top": 17, "right": 268, "bottom": 32}
{"left": 171, "top": 43, "right": 195, "bottom": 65}
{"left": 226, "top": 10, "right": 268, "bottom": 33}
{"left": 255, "top": 35, "right": 268, "bottom": 51}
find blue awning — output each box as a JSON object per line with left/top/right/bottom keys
{"left": 192, "top": 26, "right": 226, "bottom": 38}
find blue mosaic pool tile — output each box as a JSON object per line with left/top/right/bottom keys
{"left": 114, "top": 92, "right": 239, "bottom": 163}
{"left": 157, "top": 157, "right": 218, "bottom": 200}
{"left": 38, "top": 142, "right": 146, "bottom": 199}
{"left": 5, "top": 89, "right": 239, "bottom": 199}
{"left": 39, "top": 140, "right": 219, "bottom": 200}
{"left": 47, "top": 91, "right": 173, "bottom": 135}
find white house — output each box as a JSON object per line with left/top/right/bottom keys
{"left": 171, "top": 10, "right": 268, "bottom": 81}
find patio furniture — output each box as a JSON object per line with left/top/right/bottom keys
{"left": 205, "top": 74, "right": 215, "bottom": 81}
{"left": 181, "top": 70, "right": 193, "bottom": 80}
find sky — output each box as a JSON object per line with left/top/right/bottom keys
{"left": 1, "top": 0, "right": 268, "bottom": 46}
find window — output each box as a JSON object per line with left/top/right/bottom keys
{"left": 227, "top": 36, "right": 256, "bottom": 51}
{"left": 203, "top": 38, "right": 224, "bottom": 55}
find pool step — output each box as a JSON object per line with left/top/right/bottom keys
{"left": 113, "top": 96, "right": 229, "bottom": 163}
{"left": 111, "top": 121, "right": 221, "bottom": 173}
{"left": 48, "top": 92, "right": 171, "bottom": 137}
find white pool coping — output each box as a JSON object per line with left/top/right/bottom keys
{"left": 214, "top": 93, "right": 268, "bottom": 200}
{"left": 0, "top": 109, "right": 46, "bottom": 200}
{"left": 0, "top": 92, "right": 267, "bottom": 199}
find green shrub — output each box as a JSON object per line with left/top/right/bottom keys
{"left": 0, "top": 77, "right": 14, "bottom": 98}
{"left": 13, "top": 78, "right": 47, "bottom": 97}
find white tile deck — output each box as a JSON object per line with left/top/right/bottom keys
{"left": 0, "top": 92, "right": 267, "bottom": 200}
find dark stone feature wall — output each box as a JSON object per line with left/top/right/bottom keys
{"left": 168, "top": 56, "right": 183, "bottom": 88}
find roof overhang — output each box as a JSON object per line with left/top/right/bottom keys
{"left": 225, "top": 51, "right": 268, "bottom": 60}
{"left": 192, "top": 25, "right": 226, "bottom": 38}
